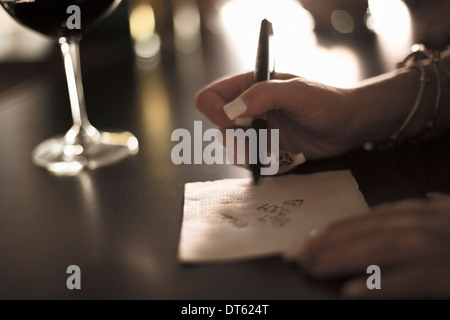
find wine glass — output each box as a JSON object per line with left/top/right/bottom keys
{"left": 0, "top": 0, "right": 139, "bottom": 175}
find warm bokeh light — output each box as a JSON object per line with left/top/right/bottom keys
{"left": 128, "top": 3, "right": 161, "bottom": 61}
{"left": 218, "top": 0, "right": 361, "bottom": 87}
{"left": 129, "top": 3, "right": 156, "bottom": 39}
{"left": 219, "top": 0, "right": 314, "bottom": 71}
{"left": 368, "top": 0, "right": 413, "bottom": 70}
{"left": 309, "top": 45, "right": 361, "bottom": 87}
{"left": 331, "top": 10, "right": 354, "bottom": 34}
{"left": 173, "top": 0, "right": 202, "bottom": 55}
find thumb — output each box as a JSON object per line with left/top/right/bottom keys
{"left": 223, "top": 79, "right": 303, "bottom": 123}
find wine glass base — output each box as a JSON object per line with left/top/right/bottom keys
{"left": 32, "top": 131, "right": 139, "bottom": 175}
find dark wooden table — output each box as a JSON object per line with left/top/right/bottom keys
{"left": 1, "top": 1, "right": 449, "bottom": 300}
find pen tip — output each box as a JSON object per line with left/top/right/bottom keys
{"left": 251, "top": 169, "right": 260, "bottom": 185}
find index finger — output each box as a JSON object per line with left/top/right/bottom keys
{"left": 195, "top": 72, "right": 255, "bottom": 127}
{"left": 195, "top": 72, "right": 296, "bottom": 127}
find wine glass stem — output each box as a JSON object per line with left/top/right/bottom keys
{"left": 59, "top": 37, "right": 90, "bottom": 129}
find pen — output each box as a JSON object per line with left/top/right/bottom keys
{"left": 250, "top": 18, "right": 275, "bottom": 185}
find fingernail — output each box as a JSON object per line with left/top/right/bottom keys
{"left": 279, "top": 152, "right": 306, "bottom": 167}
{"left": 223, "top": 97, "right": 247, "bottom": 121}
{"left": 233, "top": 117, "right": 253, "bottom": 127}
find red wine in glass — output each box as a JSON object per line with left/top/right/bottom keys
{"left": 0, "top": 0, "right": 138, "bottom": 175}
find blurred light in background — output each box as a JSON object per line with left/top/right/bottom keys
{"left": 219, "top": 0, "right": 314, "bottom": 72}
{"left": 310, "top": 45, "right": 360, "bottom": 87}
{"left": 128, "top": 2, "right": 161, "bottom": 62}
{"left": 331, "top": 10, "right": 354, "bottom": 34}
{"left": 127, "top": 0, "right": 413, "bottom": 87}
{"left": 173, "top": 0, "right": 202, "bottom": 55}
{"left": 367, "top": 0, "right": 412, "bottom": 69}
{"left": 0, "top": 9, "right": 52, "bottom": 62}
{"left": 218, "top": 0, "right": 361, "bottom": 87}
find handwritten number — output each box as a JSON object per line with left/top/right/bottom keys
{"left": 284, "top": 199, "right": 304, "bottom": 207}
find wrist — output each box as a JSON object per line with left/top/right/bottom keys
{"left": 344, "top": 46, "right": 450, "bottom": 150}
{"left": 343, "top": 67, "right": 421, "bottom": 149}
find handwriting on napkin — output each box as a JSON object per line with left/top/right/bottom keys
{"left": 178, "top": 170, "right": 368, "bottom": 263}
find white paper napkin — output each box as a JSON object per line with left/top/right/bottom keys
{"left": 178, "top": 170, "right": 368, "bottom": 263}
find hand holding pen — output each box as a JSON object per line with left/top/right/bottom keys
{"left": 195, "top": 30, "right": 368, "bottom": 178}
